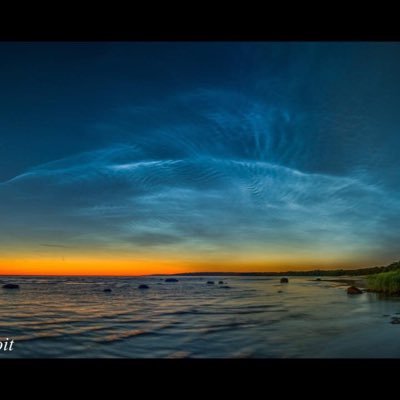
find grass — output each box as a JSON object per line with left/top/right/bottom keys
{"left": 367, "top": 270, "right": 400, "bottom": 295}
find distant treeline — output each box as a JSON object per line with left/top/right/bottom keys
{"left": 174, "top": 261, "right": 400, "bottom": 277}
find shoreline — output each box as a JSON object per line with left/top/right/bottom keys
{"left": 316, "top": 277, "right": 368, "bottom": 287}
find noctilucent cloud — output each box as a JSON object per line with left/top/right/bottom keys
{"left": 1, "top": 42, "right": 400, "bottom": 274}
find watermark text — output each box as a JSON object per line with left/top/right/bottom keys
{"left": 0, "top": 338, "right": 14, "bottom": 352}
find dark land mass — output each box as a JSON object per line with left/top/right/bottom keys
{"left": 166, "top": 261, "right": 400, "bottom": 277}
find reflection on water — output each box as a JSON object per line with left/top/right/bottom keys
{"left": 1, "top": 276, "right": 400, "bottom": 358}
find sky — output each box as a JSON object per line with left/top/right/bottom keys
{"left": 1, "top": 42, "right": 400, "bottom": 275}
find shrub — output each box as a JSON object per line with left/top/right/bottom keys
{"left": 367, "top": 270, "right": 400, "bottom": 294}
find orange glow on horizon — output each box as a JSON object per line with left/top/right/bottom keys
{"left": 0, "top": 255, "right": 371, "bottom": 276}
{"left": 0, "top": 258, "right": 191, "bottom": 276}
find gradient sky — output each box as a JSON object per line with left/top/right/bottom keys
{"left": 1, "top": 42, "right": 400, "bottom": 275}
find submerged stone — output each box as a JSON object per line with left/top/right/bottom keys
{"left": 138, "top": 284, "right": 149, "bottom": 289}
{"left": 280, "top": 278, "right": 289, "bottom": 283}
{"left": 347, "top": 286, "right": 363, "bottom": 295}
{"left": 165, "top": 278, "right": 179, "bottom": 283}
{"left": 2, "top": 284, "right": 19, "bottom": 289}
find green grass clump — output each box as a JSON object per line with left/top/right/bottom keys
{"left": 367, "top": 270, "right": 400, "bottom": 294}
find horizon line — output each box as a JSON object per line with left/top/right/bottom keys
{"left": 0, "top": 264, "right": 389, "bottom": 278}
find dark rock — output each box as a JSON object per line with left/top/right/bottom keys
{"left": 280, "top": 278, "right": 289, "bottom": 283}
{"left": 391, "top": 317, "right": 400, "bottom": 324}
{"left": 347, "top": 286, "right": 363, "bottom": 295}
{"left": 138, "top": 284, "right": 149, "bottom": 289}
{"left": 207, "top": 281, "right": 214, "bottom": 285}
{"left": 316, "top": 278, "right": 321, "bottom": 281}
{"left": 220, "top": 285, "right": 231, "bottom": 289}
{"left": 278, "top": 290, "right": 283, "bottom": 293}
{"left": 165, "top": 278, "right": 179, "bottom": 283}
{"left": 103, "top": 288, "right": 112, "bottom": 293}
{"left": 2, "top": 283, "right": 19, "bottom": 289}
{"left": 218, "top": 281, "right": 224, "bottom": 284}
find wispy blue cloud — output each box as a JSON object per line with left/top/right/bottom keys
{"left": 1, "top": 42, "right": 400, "bottom": 268}
{"left": 0, "top": 88, "right": 398, "bottom": 266}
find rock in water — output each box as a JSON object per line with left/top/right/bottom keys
{"left": 103, "top": 288, "right": 112, "bottom": 292}
{"left": 316, "top": 278, "right": 321, "bottom": 281}
{"left": 207, "top": 281, "right": 215, "bottom": 285}
{"left": 165, "top": 278, "right": 179, "bottom": 282}
{"left": 2, "top": 284, "right": 19, "bottom": 289}
{"left": 220, "top": 285, "right": 231, "bottom": 289}
{"left": 347, "top": 286, "right": 363, "bottom": 295}
{"left": 138, "top": 284, "right": 149, "bottom": 289}
{"left": 218, "top": 281, "right": 224, "bottom": 284}
{"left": 391, "top": 317, "right": 400, "bottom": 324}
{"left": 280, "top": 278, "right": 289, "bottom": 283}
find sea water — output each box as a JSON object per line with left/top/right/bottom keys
{"left": 1, "top": 275, "right": 400, "bottom": 358}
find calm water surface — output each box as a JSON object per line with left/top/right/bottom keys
{"left": 1, "top": 276, "right": 400, "bottom": 358}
